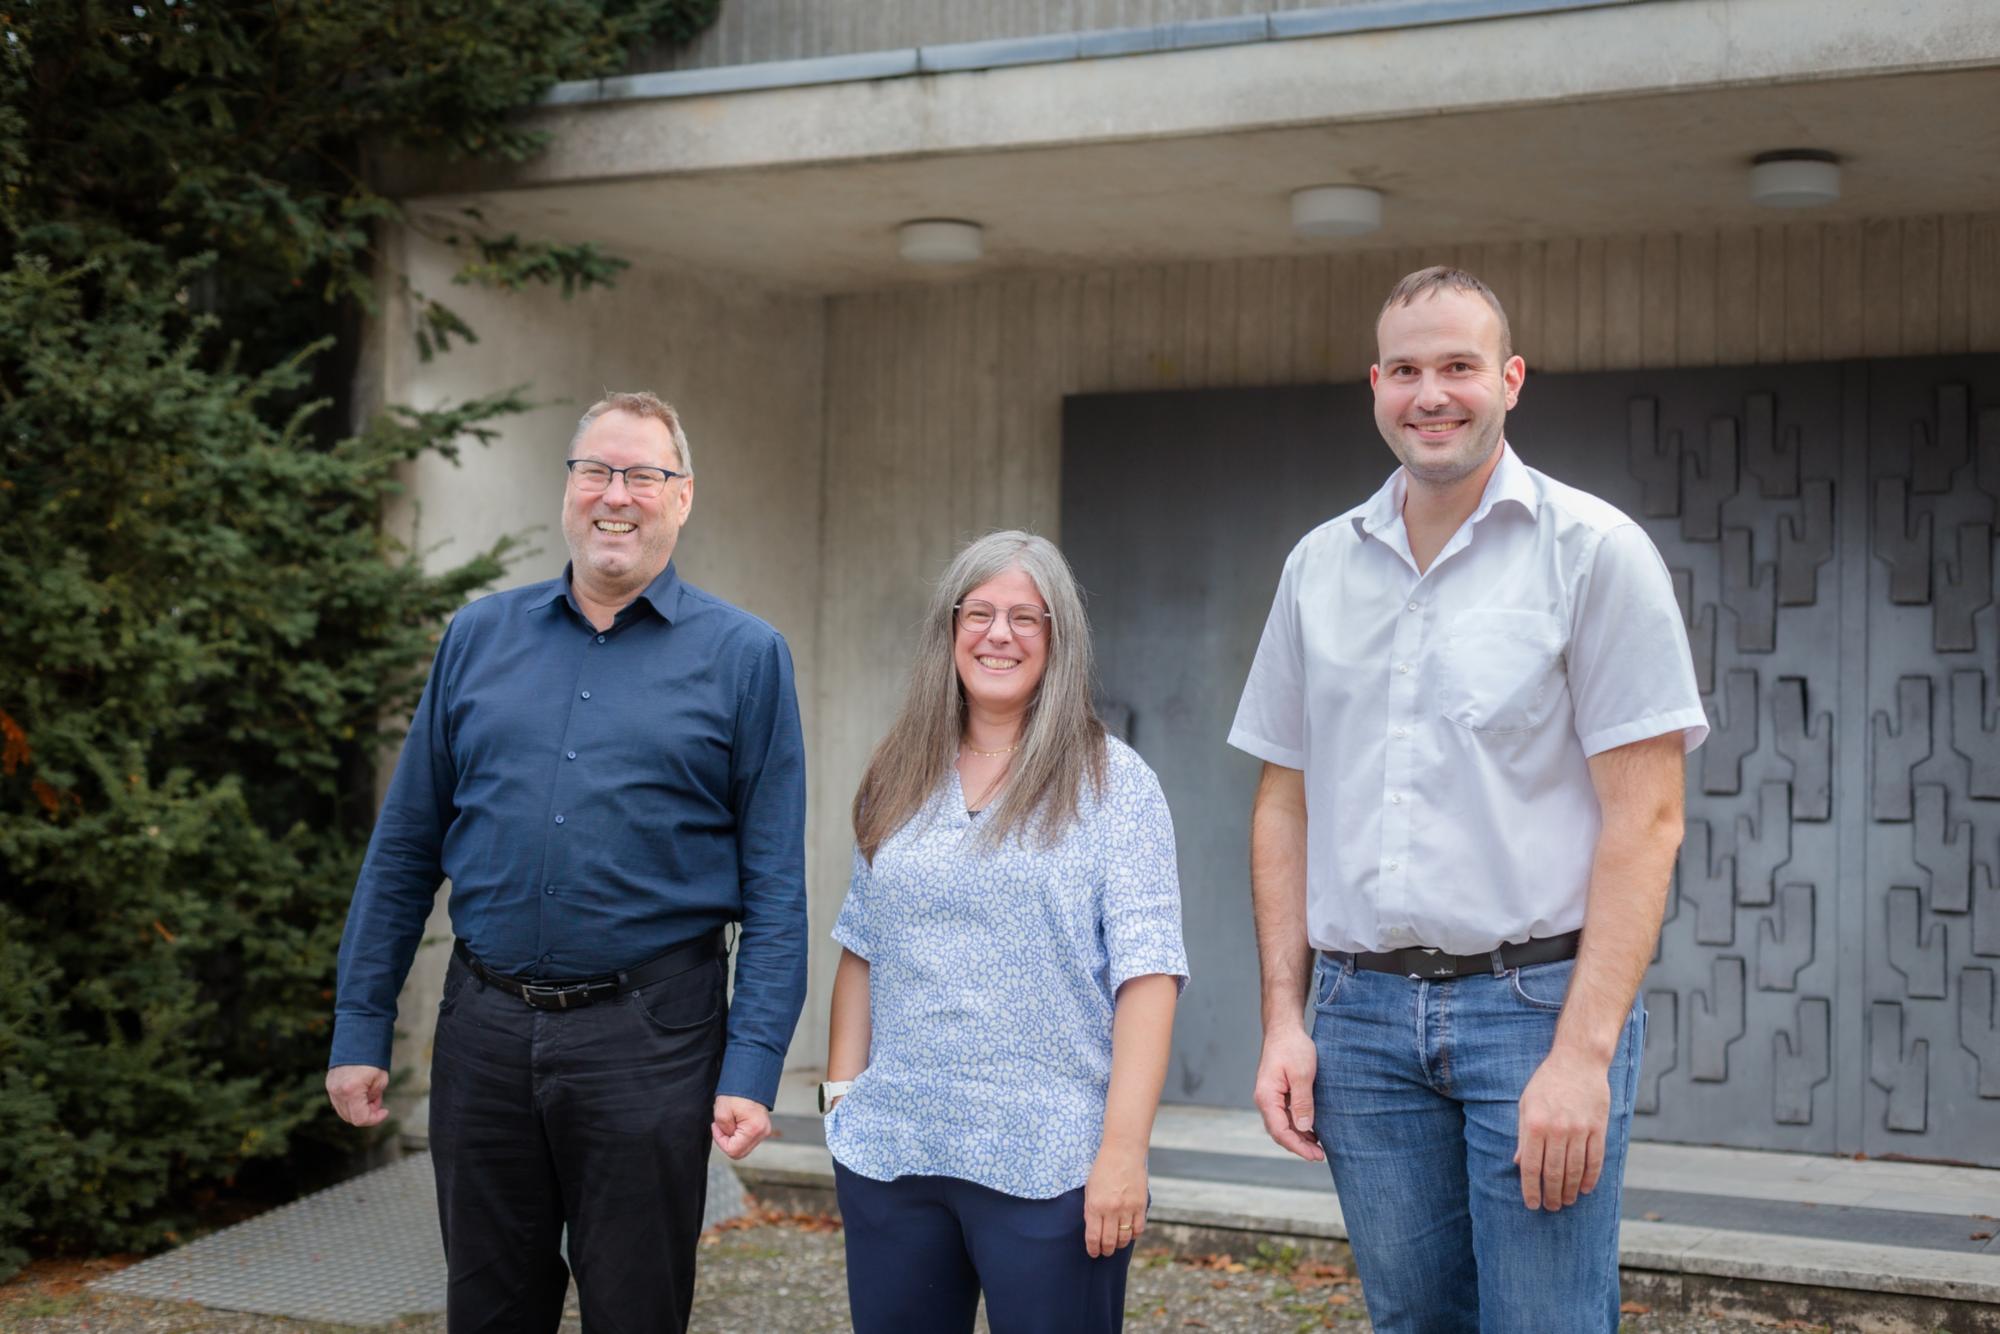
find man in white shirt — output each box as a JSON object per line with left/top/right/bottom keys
{"left": 1229, "top": 267, "right": 1706, "bottom": 1333}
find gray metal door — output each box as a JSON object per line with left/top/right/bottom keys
{"left": 1061, "top": 355, "right": 2000, "bottom": 1165}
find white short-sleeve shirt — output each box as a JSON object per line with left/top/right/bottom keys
{"left": 826, "top": 736, "right": 1188, "bottom": 1199}
{"left": 1228, "top": 443, "right": 1707, "bottom": 956}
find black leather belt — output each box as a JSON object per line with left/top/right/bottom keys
{"left": 1330, "top": 929, "right": 1582, "bottom": 981}
{"left": 453, "top": 928, "right": 726, "bottom": 1011}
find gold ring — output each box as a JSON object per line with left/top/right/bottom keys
{"left": 1118, "top": 1223, "right": 1132, "bottom": 1231}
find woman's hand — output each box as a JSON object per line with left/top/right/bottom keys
{"left": 1083, "top": 1143, "right": 1148, "bottom": 1257}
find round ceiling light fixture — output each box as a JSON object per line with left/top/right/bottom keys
{"left": 1750, "top": 150, "right": 1841, "bottom": 209}
{"left": 898, "top": 219, "right": 984, "bottom": 264}
{"left": 1290, "top": 185, "right": 1383, "bottom": 238}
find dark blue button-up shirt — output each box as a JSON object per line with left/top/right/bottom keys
{"left": 331, "top": 563, "right": 808, "bottom": 1106}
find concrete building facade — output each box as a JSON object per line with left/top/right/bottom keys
{"left": 361, "top": 0, "right": 2000, "bottom": 1165}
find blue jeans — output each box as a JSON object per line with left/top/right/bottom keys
{"left": 1310, "top": 954, "right": 1643, "bottom": 1334}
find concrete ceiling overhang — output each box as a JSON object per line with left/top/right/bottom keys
{"left": 379, "top": 0, "right": 2000, "bottom": 294}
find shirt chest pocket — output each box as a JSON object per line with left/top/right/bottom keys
{"left": 1439, "top": 609, "right": 1566, "bottom": 734}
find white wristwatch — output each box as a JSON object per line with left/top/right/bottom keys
{"left": 816, "top": 1080, "right": 853, "bottom": 1115}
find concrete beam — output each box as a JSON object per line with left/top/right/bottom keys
{"left": 378, "top": 0, "right": 2000, "bottom": 197}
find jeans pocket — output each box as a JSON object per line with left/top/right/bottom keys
{"left": 1313, "top": 959, "right": 1347, "bottom": 1011}
{"left": 630, "top": 959, "right": 725, "bottom": 1036}
{"left": 1507, "top": 959, "right": 1573, "bottom": 1011}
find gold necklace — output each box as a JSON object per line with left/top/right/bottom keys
{"left": 961, "top": 740, "right": 1020, "bottom": 758}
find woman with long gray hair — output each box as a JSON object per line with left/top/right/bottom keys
{"left": 818, "top": 530, "right": 1187, "bottom": 1334}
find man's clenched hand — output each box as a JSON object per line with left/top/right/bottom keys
{"left": 711, "top": 1095, "right": 772, "bottom": 1160}
{"left": 326, "top": 1065, "right": 390, "bottom": 1127}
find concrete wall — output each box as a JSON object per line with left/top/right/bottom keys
{"left": 366, "top": 228, "right": 826, "bottom": 1099}
{"left": 380, "top": 209, "right": 1998, "bottom": 1086}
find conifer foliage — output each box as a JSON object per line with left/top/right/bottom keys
{"left": 0, "top": 0, "right": 718, "bottom": 1275}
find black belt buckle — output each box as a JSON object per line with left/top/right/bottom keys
{"left": 1407, "top": 948, "right": 1459, "bottom": 980}
{"left": 518, "top": 979, "right": 614, "bottom": 1011}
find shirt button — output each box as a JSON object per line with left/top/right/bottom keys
{"left": 1397, "top": 664, "right": 1412, "bottom": 675}
{"left": 1393, "top": 727, "right": 1408, "bottom": 739}
{"left": 554, "top": 814, "right": 566, "bottom": 825}
{"left": 595, "top": 634, "right": 606, "bottom": 644}
{"left": 580, "top": 690, "right": 591, "bottom": 699}
{"left": 544, "top": 884, "right": 555, "bottom": 895}
{"left": 1408, "top": 602, "right": 1419, "bottom": 612}
{"left": 1387, "top": 860, "right": 1400, "bottom": 871}
{"left": 1391, "top": 793, "right": 1404, "bottom": 804}
{"left": 566, "top": 750, "right": 577, "bottom": 760}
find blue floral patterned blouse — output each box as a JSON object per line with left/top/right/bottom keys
{"left": 826, "top": 736, "right": 1188, "bottom": 1200}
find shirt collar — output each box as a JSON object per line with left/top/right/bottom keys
{"left": 528, "top": 561, "right": 685, "bottom": 626}
{"left": 522, "top": 575, "right": 568, "bottom": 612}
{"left": 1352, "top": 440, "right": 1536, "bottom": 539}
{"left": 633, "top": 561, "right": 685, "bottom": 624}
{"left": 1469, "top": 442, "right": 1538, "bottom": 524}
{"left": 1353, "top": 467, "right": 1407, "bottom": 539}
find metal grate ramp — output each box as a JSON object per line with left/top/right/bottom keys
{"left": 92, "top": 1151, "right": 746, "bottom": 1323}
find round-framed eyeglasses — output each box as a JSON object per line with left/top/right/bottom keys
{"left": 954, "top": 600, "right": 1051, "bottom": 639}
{"left": 565, "top": 458, "right": 685, "bottom": 498}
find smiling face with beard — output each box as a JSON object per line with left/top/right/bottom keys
{"left": 1369, "top": 287, "right": 1525, "bottom": 491}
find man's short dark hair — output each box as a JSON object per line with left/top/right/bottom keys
{"left": 1378, "top": 266, "right": 1514, "bottom": 361}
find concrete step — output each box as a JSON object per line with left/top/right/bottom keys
{"left": 757, "top": 1070, "right": 2000, "bottom": 1332}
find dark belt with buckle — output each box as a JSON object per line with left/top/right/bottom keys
{"left": 1330, "top": 929, "right": 1582, "bottom": 981}
{"left": 453, "top": 928, "right": 727, "bottom": 1011}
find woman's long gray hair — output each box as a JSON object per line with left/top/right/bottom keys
{"left": 852, "top": 530, "right": 1107, "bottom": 861}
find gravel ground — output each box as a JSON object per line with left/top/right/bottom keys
{"left": 0, "top": 1214, "right": 1832, "bottom": 1333}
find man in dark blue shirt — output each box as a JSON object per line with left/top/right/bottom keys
{"left": 327, "top": 391, "right": 807, "bottom": 1332}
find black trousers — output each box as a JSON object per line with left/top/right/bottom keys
{"left": 428, "top": 948, "right": 726, "bottom": 1333}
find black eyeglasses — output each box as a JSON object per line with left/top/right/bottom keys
{"left": 566, "top": 458, "right": 685, "bottom": 498}
{"left": 954, "top": 601, "right": 1051, "bottom": 639}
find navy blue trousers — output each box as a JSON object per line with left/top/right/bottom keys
{"left": 834, "top": 1161, "right": 1134, "bottom": 1333}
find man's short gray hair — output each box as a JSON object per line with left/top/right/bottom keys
{"left": 569, "top": 391, "right": 693, "bottom": 475}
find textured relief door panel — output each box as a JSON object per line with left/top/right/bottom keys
{"left": 1861, "top": 357, "right": 2000, "bottom": 1165}
{"left": 1061, "top": 356, "right": 2000, "bottom": 1165}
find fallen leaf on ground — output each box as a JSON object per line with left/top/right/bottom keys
{"left": 709, "top": 1202, "right": 842, "bottom": 1234}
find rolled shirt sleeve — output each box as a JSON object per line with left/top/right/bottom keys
{"left": 1099, "top": 758, "right": 1189, "bottom": 994}
{"left": 1567, "top": 523, "right": 1711, "bottom": 757}
{"left": 831, "top": 847, "right": 874, "bottom": 962}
